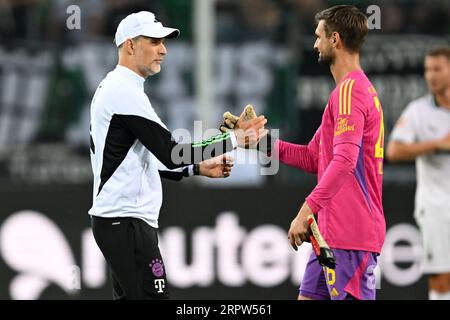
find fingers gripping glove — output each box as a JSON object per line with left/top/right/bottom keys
{"left": 219, "top": 104, "right": 257, "bottom": 133}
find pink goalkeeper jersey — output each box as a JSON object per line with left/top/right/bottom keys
{"left": 277, "top": 70, "right": 385, "bottom": 253}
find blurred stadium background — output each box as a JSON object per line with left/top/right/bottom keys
{"left": 0, "top": 0, "right": 449, "bottom": 300}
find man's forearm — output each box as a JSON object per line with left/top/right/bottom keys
{"left": 306, "top": 143, "right": 359, "bottom": 213}
{"left": 120, "top": 114, "right": 236, "bottom": 168}
{"left": 276, "top": 139, "right": 318, "bottom": 174}
{"left": 386, "top": 140, "right": 440, "bottom": 162}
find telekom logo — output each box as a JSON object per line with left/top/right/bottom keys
{"left": 154, "top": 279, "right": 165, "bottom": 293}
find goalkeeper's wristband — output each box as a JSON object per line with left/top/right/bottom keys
{"left": 193, "top": 164, "right": 200, "bottom": 176}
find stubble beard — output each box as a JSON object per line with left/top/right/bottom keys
{"left": 316, "top": 46, "right": 335, "bottom": 66}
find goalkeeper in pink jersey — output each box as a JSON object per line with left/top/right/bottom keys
{"left": 222, "top": 5, "right": 385, "bottom": 300}
{"left": 282, "top": 5, "right": 386, "bottom": 300}
{"left": 221, "top": 5, "right": 385, "bottom": 300}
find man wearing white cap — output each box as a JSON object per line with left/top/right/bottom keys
{"left": 88, "top": 11, "right": 267, "bottom": 299}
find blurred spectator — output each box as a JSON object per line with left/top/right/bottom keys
{"left": 379, "top": 3, "right": 405, "bottom": 33}
{"left": 216, "top": 0, "right": 240, "bottom": 42}
{"left": 0, "top": 0, "right": 50, "bottom": 46}
{"left": 285, "top": 0, "right": 325, "bottom": 34}
{"left": 239, "top": 0, "right": 282, "bottom": 41}
{"left": 408, "top": 3, "right": 450, "bottom": 35}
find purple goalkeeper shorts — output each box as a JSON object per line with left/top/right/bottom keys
{"left": 299, "top": 249, "right": 378, "bottom": 300}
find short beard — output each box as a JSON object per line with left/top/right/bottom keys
{"left": 317, "top": 48, "right": 335, "bottom": 65}
{"left": 429, "top": 85, "right": 447, "bottom": 96}
{"left": 137, "top": 65, "right": 154, "bottom": 78}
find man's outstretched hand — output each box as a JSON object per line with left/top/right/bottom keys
{"left": 199, "top": 154, "right": 234, "bottom": 178}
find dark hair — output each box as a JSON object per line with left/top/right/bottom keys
{"left": 315, "top": 5, "right": 368, "bottom": 53}
{"left": 426, "top": 47, "right": 450, "bottom": 60}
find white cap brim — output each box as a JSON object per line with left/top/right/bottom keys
{"left": 141, "top": 27, "right": 180, "bottom": 39}
{"left": 115, "top": 25, "right": 180, "bottom": 47}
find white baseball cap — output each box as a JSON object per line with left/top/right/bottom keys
{"left": 115, "top": 11, "right": 180, "bottom": 47}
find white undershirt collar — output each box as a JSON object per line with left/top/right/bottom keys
{"left": 115, "top": 64, "right": 145, "bottom": 89}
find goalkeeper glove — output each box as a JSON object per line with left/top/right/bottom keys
{"left": 219, "top": 104, "right": 257, "bottom": 133}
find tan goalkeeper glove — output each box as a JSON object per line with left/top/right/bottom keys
{"left": 308, "top": 214, "right": 336, "bottom": 269}
{"left": 219, "top": 104, "right": 257, "bottom": 133}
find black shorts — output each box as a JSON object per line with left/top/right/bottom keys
{"left": 91, "top": 216, "right": 169, "bottom": 300}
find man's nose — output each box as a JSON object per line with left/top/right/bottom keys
{"left": 160, "top": 43, "right": 167, "bottom": 55}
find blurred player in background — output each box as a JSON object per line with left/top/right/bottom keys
{"left": 88, "top": 11, "right": 266, "bottom": 300}
{"left": 387, "top": 47, "right": 450, "bottom": 300}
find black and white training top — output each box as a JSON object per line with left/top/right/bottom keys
{"left": 89, "top": 65, "right": 237, "bottom": 227}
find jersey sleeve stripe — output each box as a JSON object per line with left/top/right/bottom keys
{"left": 339, "top": 79, "right": 349, "bottom": 115}
{"left": 342, "top": 79, "right": 351, "bottom": 115}
{"left": 347, "top": 79, "right": 355, "bottom": 115}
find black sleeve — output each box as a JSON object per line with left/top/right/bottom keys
{"left": 158, "top": 164, "right": 200, "bottom": 181}
{"left": 158, "top": 168, "right": 187, "bottom": 181}
{"left": 118, "top": 115, "right": 234, "bottom": 169}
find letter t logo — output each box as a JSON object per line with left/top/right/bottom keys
{"left": 154, "top": 279, "right": 165, "bottom": 293}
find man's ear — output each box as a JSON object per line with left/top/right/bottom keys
{"left": 332, "top": 32, "right": 338, "bottom": 43}
{"left": 331, "top": 32, "right": 341, "bottom": 47}
{"left": 125, "top": 38, "right": 135, "bottom": 55}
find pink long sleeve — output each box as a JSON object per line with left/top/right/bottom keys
{"left": 275, "top": 127, "right": 321, "bottom": 174}
{"left": 306, "top": 142, "right": 360, "bottom": 213}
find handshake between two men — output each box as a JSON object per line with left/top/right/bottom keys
{"left": 197, "top": 104, "right": 269, "bottom": 179}
{"left": 199, "top": 106, "right": 336, "bottom": 268}
{"left": 219, "top": 104, "right": 268, "bottom": 149}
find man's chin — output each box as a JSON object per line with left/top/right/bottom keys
{"left": 318, "top": 53, "right": 334, "bottom": 65}
{"left": 153, "top": 65, "right": 161, "bottom": 73}
{"left": 148, "top": 66, "right": 161, "bottom": 76}
{"left": 430, "top": 87, "right": 445, "bottom": 96}
{"left": 318, "top": 57, "right": 329, "bottom": 65}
